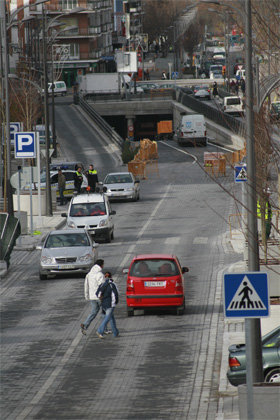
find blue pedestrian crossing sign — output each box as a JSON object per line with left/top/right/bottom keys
{"left": 224, "top": 272, "right": 269, "bottom": 318}
{"left": 234, "top": 164, "right": 247, "bottom": 183}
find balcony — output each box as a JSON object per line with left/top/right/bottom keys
{"left": 55, "top": 27, "right": 101, "bottom": 37}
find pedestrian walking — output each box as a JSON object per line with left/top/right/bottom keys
{"left": 57, "top": 169, "right": 66, "bottom": 205}
{"left": 240, "top": 78, "right": 245, "bottom": 95}
{"left": 96, "top": 271, "right": 119, "bottom": 339}
{"left": 161, "top": 71, "right": 167, "bottom": 80}
{"left": 80, "top": 259, "right": 105, "bottom": 335}
{"left": 212, "top": 81, "right": 218, "bottom": 98}
{"left": 86, "top": 164, "right": 98, "bottom": 192}
{"left": 230, "top": 79, "right": 236, "bottom": 94}
{"left": 74, "top": 166, "right": 83, "bottom": 193}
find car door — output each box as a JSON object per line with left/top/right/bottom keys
{"left": 64, "top": 171, "right": 75, "bottom": 196}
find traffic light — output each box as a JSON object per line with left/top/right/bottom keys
{"left": 222, "top": 66, "right": 226, "bottom": 77}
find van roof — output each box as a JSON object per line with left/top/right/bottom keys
{"left": 72, "top": 193, "right": 105, "bottom": 204}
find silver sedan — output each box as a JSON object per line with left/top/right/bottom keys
{"left": 102, "top": 172, "right": 140, "bottom": 201}
{"left": 37, "top": 229, "right": 99, "bottom": 280}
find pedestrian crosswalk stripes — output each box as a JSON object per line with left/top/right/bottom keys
{"left": 226, "top": 276, "right": 267, "bottom": 311}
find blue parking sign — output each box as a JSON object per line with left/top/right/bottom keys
{"left": 10, "top": 122, "right": 22, "bottom": 144}
{"left": 15, "top": 132, "right": 36, "bottom": 158}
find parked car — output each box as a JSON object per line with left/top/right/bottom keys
{"left": 180, "top": 86, "right": 193, "bottom": 95}
{"left": 193, "top": 85, "right": 211, "bottom": 100}
{"left": 123, "top": 254, "right": 189, "bottom": 317}
{"left": 37, "top": 229, "right": 99, "bottom": 280}
{"left": 62, "top": 191, "right": 116, "bottom": 242}
{"left": 136, "top": 83, "right": 160, "bottom": 92}
{"left": 50, "top": 162, "right": 85, "bottom": 172}
{"left": 101, "top": 172, "right": 140, "bottom": 201}
{"left": 227, "top": 326, "right": 280, "bottom": 386}
{"left": 270, "top": 101, "right": 280, "bottom": 123}
{"left": 38, "top": 169, "right": 88, "bottom": 199}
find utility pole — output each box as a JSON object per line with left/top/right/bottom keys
{"left": 42, "top": 6, "right": 52, "bottom": 216}
{"left": 0, "top": 0, "right": 14, "bottom": 215}
{"left": 244, "top": 0, "right": 264, "bottom": 418}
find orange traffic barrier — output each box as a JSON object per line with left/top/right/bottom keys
{"left": 128, "top": 161, "right": 147, "bottom": 179}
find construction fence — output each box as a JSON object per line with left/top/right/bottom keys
{"left": 204, "top": 147, "right": 247, "bottom": 177}
{"left": 128, "top": 139, "right": 159, "bottom": 179}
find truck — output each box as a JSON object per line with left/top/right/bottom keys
{"left": 156, "top": 120, "right": 173, "bottom": 140}
{"left": 77, "top": 73, "right": 143, "bottom": 95}
{"left": 175, "top": 114, "right": 207, "bottom": 146}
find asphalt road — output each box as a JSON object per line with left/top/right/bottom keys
{"left": 1, "top": 98, "right": 242, "bottom": 419}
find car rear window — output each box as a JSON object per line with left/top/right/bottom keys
{"left": 227, "top": 98, "right": 241, "bottom": 105}
{"left": 70, "top": 202, "right": 106, "bottom": 217}
{"left": 105, "top": 174, "right": 133, "bottom": 184}
{"left": 46, "top": 233, "right": 89, "bottom": 248}
{"left": 130, "top": 259, "right": 179, "bottom": 277}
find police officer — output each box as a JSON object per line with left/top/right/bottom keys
{"left": 86, "top": 164, "right": 98, "bottom": 192}
{"left": 74, "top": 166, "right": 83, "bottom": 193}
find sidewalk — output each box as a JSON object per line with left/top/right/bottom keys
{"left": 217, "top": 231, "right": 280, "bottom": 420}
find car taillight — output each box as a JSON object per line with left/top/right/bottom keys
{"left": 175, "top": 280, "right": 183, "bottom": 292}
{"left": 229, "top": 356, "right": 241, "bottom": 368}
{"left": 204, "top": 130, "right": 207, "bottom": 137}
{"left": 127, "top": 279, "right": 134, "bottom": 292}
{"left": 207, "top": 89, "right": 210, "bottom": 92}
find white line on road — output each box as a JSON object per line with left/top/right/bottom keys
{"left": 164, "top": 236, "right": 181, "bottom": 244}
{"left": 193, "top": 237, "right": 208, "bottom": 244}
{"left": 159, "top": 141, "right": 198, "bottom": 164}
{"left": 16, "top": 184, "right": 172, "bottom": 420}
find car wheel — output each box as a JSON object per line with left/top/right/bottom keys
{"left": 127, "top": 308, "right": 134, "bottom": 317}
{"left": 176, "top": 306, "right": 185, "bottom": 315}
{"left": 40, "top": 273, "right": 47, "bottom": 280}
{"left": 265, "top": 368, "right": 280, "bottom": 383}
{"left": 105, "top": 232, "right": 111, "bottom": 243}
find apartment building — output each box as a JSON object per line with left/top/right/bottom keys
{"left": 7, "top": 0, "right": 114, "bottom": 86}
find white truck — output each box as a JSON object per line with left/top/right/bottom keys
{"left": 77, "top": 73, "right": 143, "bottom": 95}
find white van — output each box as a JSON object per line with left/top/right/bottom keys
{"left": 223, "top": 96, "right": 244, "bottom": 116}
{"left": 47, "top": 81, "right": 67, "bottom": 96}
{"left": 176, "top": 114, "right": 207, "bottom": 146}
{"left": 62, "top": 192, "right": 116, "bottom": 242}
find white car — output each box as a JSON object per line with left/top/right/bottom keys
{"left": 101, "top": 172, "right": 140, "bottom": 201}
{"left": 39, "top": 169, "right": 88, "bottom": 199}
{"left": 62, "top": 192, "right": 116, "bottom": 242}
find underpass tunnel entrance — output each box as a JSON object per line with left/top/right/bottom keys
{"left": 103, "top": 114, "right": 173, "bottom": 141}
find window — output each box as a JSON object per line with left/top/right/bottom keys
{"left": 46, "top": 233, "right": 89, "bottom": 248}
{"left": 69, "top": 43, "right": 79, "bottom": 59}
{"left": 70, "top": 202, "right": 106, "bottom": 217}
{"left": 227, "top": 98, "right": 241, "bottom": 105}
{"left": 60, "top": 0, "right": 78, "bottom": 10}
{"left": 130, "top": 260, "right": 179, "bottom": 277}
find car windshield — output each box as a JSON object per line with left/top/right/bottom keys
{"left": 70, "top": 202, "right": 106, "bottom": 217}
{"left": 272, "top": 103, "right": 280, "bottom": 112}
{"left": 130, "top": 259, "right": 179, "bottom": 277}
{"left": 45, "top": 233, "right": 90, "bottom": 248}
{"left": 227, "top": 98, "right": 241, "bottom": 105}
{"left": 104, "top": 174, "right": 133, "bottom": 184}
{"left": 263, "top": 328, "right": 280, "bottom": 347}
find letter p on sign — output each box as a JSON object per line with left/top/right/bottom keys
{"left": 15, "top": 132, "right": 36, "bottom": 158}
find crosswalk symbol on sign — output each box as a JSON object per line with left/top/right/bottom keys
{"left": 224, "top": 272, "right": 269, "bottom": 318}
{"left": 234, "top": 164, "right": 247, "bottom": 183}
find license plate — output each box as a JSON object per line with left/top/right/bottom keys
{"left": 58, "top": 264, "right": 75, "bottom": 269}
{"left": 145, "top": 281, "right": 166, "bottom": 287}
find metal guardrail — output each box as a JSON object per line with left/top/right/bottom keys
{"left": 177, "top": 91, "right": 246, "bottom": 138}
{"left": 77, "top": 94, "right": 124, "bottom": 148}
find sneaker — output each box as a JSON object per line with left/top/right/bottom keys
{"left": 104, "top": 330, "right": 112, "bottom": 335}
{"left": 80, "top": 323, "right": 87, "bottom": 335}
{"left": 96, "top": 332, "right": 104, "bottom": 339}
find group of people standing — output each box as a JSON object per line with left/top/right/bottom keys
{"left": 57, "top": 164, "right": 99, "bottom": 206}
{"left": 81, "top": 259, "right": 119, "bottom": 339}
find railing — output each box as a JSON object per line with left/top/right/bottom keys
{"left": 77, "top": 95, "right": 124, "bottom": 148}
{"left": 177, "top": 90, "right": 246, "bottom": 139}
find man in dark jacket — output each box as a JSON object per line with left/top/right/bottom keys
{"left": 96, "top": 272, "right": 119, "bottom": 338}
{"left": 86, "top": 164, "right": 98, "bottom": 192}
{"left": 74, "top": 166, "right": 83, "bottom": 193}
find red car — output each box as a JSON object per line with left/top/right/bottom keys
{"left": 124, "top": 254, "right": 189, "bottom": 316}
